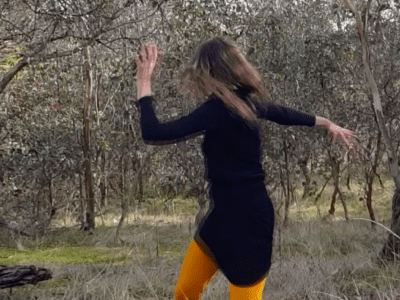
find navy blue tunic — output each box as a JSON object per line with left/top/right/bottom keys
{"left": 136, "top": 91, "right": 316, "bottom": 287}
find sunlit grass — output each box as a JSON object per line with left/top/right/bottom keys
{"left": 275, "top": 170, "right": 394, "bottom": 224}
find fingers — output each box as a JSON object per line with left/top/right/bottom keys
{"left": 147, "top": 44, "right": 158, "bottom": 64}
{"left": 140, "top": 44, "right": 146, "bottom": 61}
{"left": 332, "top": 133, "right": 337, "bottom": 144}
{"left": 136, "top": 44, "right": 158, "bottom": 65}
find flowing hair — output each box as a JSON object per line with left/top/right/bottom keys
{"left": 180, "top": 36, "right": 268, "bottom": 123}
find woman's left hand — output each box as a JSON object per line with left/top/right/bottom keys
{"left": 327, "top": 122, "right": 362, "bottom": 158}
{"left": 328, "top": 122, "right": 354, "bottom": 145}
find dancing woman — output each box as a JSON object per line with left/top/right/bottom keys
{"left": 133, "top": 36, "right": 355, "bottom": 300}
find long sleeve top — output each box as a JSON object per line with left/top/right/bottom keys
{"left": 137, "top": 91, "right": 316, "bottom": 186}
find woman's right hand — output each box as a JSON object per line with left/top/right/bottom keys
{"left": 134, "top": 44, "right": 158, "bottom": 83}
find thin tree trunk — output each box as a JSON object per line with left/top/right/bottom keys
{"left": 365, "top": 178, "right": 376, "bottom": 229}
{"left": 115, "top": 152, "right": 128, "bottom": 243}
{"left": 337, "top": 188, "right": 349, "bottom": 221}
{"left": 99, "top": 150, "right": 107, "bottom": 208}
{"left": 83, "top": 46, "right": 95, "bottom": 232}
{"left": 283, "top": 140, "right": 290, "bottom": 227}
{"left": 78, "top": 173, "right": 85, "bottom": 227}
{"left": 328, "top": 152, "right": 348, "bottom": 220}
{"left": 346, "top": 173, "right": 351, "bottom": 190}
{"left": 329, "top": 189, "right": 337, "bottom": 216}
{"left": 138, "top": 163, "right": 144, "bottom": 203}
{"left": 314, "top": 174, "right": 333, "bottom": 205}
{"left": 300, "top": 156, "right": 311, "bottom": 200}
{"left": 364, "top": 132, "right": 381, "bottom": 230}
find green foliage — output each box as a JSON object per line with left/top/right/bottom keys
{"left": 0, "top": 55, "right": 22, "bottom": 71}
{"left": 0, "top": 247, "right": 127, "bottom": 264}
{"left": 0, "top": 0, "right": 399, "bottom": 248}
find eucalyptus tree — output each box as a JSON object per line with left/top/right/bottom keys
{"left": 0, "top": 0, "right": 169, "bottom": 232}
{"left": 342, "top": 0, "right": 400, "bottom": 260}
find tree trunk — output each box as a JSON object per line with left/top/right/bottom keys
{"left": 346, "top": 173, "right": 351, "bottom": 190}
{"left": 82, "top": 46, "right": 95, "bottom": 232}
{"left": 380, "top": 188, "right": 400, "bottom": 261}
{"left": 328, "top": 152, "right": 348, "bottom": 220}
{"left": 115, "top": 150, "right": 128, "bottom": 243}
{"left": 329, "top": 188, "right": 337, "bottom": 216}
{"left": 344, "top": 0, "right": 400, "bottom": 260}
{"left": 99, "top": 149, "right": 107, "bottom": 208}
{"left": 78, "top": 173, "right": 85, "bottom": 227}
{"left": 363, "top": 132, "right": 381, "bottom": 230}
{"left": 300, "top": 156, "right": 311, "bottom": 200}
{"left": 283, "top": 140, "right": 291, "bottom": 227}
{"left": 365, "top": 179, "right": 376, "bottom": 229}
{"left": 138, "top": 164, "right": 144, "bottom": 203}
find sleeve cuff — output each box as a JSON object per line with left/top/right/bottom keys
{"left": 137, "top": 95, "right": 153, "bottom": 101}
{"left": 131, "top": 95, "right": 153, "bottom": 109}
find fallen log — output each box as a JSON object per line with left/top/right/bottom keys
{"left": 0, "top": 265, "right": 52, "bottom": 289}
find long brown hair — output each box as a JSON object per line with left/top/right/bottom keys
{"left": 180, "top": 36, "right": 267, "bottom": 122}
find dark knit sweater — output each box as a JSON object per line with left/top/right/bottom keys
{"left": 137, "top": 92, "right": 316, "bottom": 185}
{"left": 137, "top": 89, "right": 316, "bottom": 286}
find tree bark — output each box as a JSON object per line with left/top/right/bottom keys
{"left": 328, "top": 152, "right": 349, "bottom": 220}
{"left": 83, "top": 46, "right": 95, "bottom": 232}
{"left": 138, "top": 162, "right": 144, "bottom": 203}
{"left": 0, "top": 265, "right": 52, "bottom": 289}
{"left": 115, "top": 152, "right": 128, "bottom": 243}
{"left": 363, "top": 132, "right": 381, "bottom": 230}
{"left": 99, "top": 149, "right": 107, "bottom": 208}
{"left": 0, "top": 59, "right": 28, "bottom": 94}
{"left": 283, "top": 140, "right": 291, "bottom": 227}
{"left": 299, "top": 156, "right": 311, "bottom": 200}
{"left": 380, "top": 188, "right": 400, "bottom": 261}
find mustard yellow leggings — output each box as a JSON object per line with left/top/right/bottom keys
{"left": 174, "top": 240, "right": 266, "bottom": 300}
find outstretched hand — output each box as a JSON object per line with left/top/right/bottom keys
{"left": 327, "top": 122, "right": 362, "bottom": 159}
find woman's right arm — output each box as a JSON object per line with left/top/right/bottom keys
{"left": 136, "top": 96, "right": 222, "bottom": 145}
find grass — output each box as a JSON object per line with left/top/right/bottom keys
{"left": 0, "top": 172, "right": 399, "bottom": 299}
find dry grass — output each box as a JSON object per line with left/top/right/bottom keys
{"left": 1, "top": 174, "right": 399, "bottom": 300}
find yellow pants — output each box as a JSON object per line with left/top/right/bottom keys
{"left": 174, "top": 240, "right": 266, "bottom": 300}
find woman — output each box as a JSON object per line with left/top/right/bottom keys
{"left": 134, "top": 37, "right": 356, "bottom": 300}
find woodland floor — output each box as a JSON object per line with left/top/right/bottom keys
{"left": 0, "top": 173, "right": 399, "bottom": 300}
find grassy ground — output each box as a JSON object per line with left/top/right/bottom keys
{"left": 0, "top": 172, "right": 399, "bottom": 300}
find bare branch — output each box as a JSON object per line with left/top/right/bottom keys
{"left": 0, "top": 59, "right": 28, "bottom": 93}
{"left": 0, "top": 0, "right": 166, "bottom": 93}
{"left": 0, "top": 17, "right": 32, "bottom": 41}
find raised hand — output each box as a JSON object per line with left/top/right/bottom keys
{"left": 134, "top": 44, "right": 158, "bottom": 82}
{"left": 134, "top": 44, "right": 158, "bottom": 99}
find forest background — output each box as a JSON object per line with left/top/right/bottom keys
{"left": 1, "top": 0, "right": 400, "bottom": 299}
